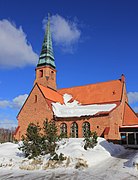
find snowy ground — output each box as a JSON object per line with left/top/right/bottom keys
{"left": 0, "top": 138, "right": 138, "bottom": 179}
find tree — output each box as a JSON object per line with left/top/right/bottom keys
{"left": 83, "top": 131, "right": 98, "bottom": 150}
{"left": 19, "top": 123, "right": 44, "bottom": 159}
{"left": 43, "top": 119, "right": 58, "bottom": 156}
{"left": 19, "top": 120, "right": 63, "bottom": 159}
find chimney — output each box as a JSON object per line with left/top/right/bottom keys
{"left": 121, "top": 74, "right": 125, "bottom": 83}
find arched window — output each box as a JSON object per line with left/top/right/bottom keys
{"left": 82, "top": 122, "right": 90, "bottom": 137}
{"left": 51, "top": 71, "right": 54, "bottom": 80}
{"left": 39, "top": 70, "right": 43, "bottom": 78}
{"left": 60, "top": 123, "right": 67, "bottom": 137}
{"left": 71, "top": 122, "right": 78, "bottom": 138}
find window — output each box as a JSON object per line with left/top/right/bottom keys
{"left": 112, "top": 91, "right": 116, "bottom": 95}
{"left": 51, "top": 71, "right": 54, "bottom": 80}
{"left": 136, "top": 133, "right": 138, "bottom": 145}
{"left": 82, "top": 122, "right": 90, "bottom": 137}
{"left": 121, "top": 133, "right": 127, "bottom": 145}
{"left": 71, "top": 122, "right": 78, "bottom": 138}
{"left": 60, "top": 123, "right": 67, "bottom": 137}
{"left": 39, "top": 70, "right": 43, "bottom": 78}
{"left": 34, "top": 95, "right": 37, "bottom": 103}
{"left": 128, "top": 133, "right": 135, "bottom": 145}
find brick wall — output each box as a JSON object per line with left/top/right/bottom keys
{"left": 56, "top": 115, "right": 110, "bottom": 138}
{"left": 34, "top": 66, "right": 56, "bottom": 90}
{"left": 15, "top": 79, "right": 129, "bottom": 141}
{"left": 107, "top": 82, "right": 127, "bottom": 140}
{"left": 15, "top": 84, "right": 53, "bottom": 140}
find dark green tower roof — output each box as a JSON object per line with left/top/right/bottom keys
{"left": 37, "top": 14, "right": 55, "bottom": 69}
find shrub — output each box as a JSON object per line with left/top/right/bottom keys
{"left": 43, "top": 119, "right": 58, "bottom": 156}
{"left": 51, "top": 153, "right": 66, "bottom": 161}
{"left": 84, "top": 131, "right": 98, "bottom": 150}
{"left": 59, "top": 132, "right": 68, "bottom": 139}
{"left": 19, "top": 120, "right": 66, "bottom": 160}
{"left": 19, "top": 123, "right": 44, "bottom": 159}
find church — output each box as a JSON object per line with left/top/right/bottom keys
{"left": 14, "top": 17, "right": 138, "bottom": 147}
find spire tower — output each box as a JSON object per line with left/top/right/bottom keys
{"left": 34, "top": 14, "right": 57, "bottom": 90}
{"left": 37, "top": 13, "right": 55, "bottom": 68}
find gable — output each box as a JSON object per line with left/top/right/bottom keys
{"left": 123, "top": 103, "right": 138, "bottom": 125}
{"left": 58, "top": 79, "right": 123, "bottom": 105}
{"left": 17, "top": 83, "right": 64, "bottom": 119}
{"left": 17, "top": 83, "right": 49, "bottom": 118}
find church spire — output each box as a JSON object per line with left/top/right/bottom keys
{"left": 37, "top": 14, "right": 55, "bottom": 69}
{"left": 34, "top": 14, "right": 57, "bottom": 90}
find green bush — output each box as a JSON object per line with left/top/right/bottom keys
{"left": 19, "top": 120, "right": 60, "bottom": 159}
{"left": 83, "top": 131, "right": 98, "bottom": 150}
{"left": 43, "top": 119, "right": 58, "bottom": 156}
{"left": 19, "top": 123, "right": 44, "bottom": 159}
{"left": 51, "top": 152, "right": 66, "bottom": 161}
{"left": 59, "top": 132, "right": 68, "bottom": 139}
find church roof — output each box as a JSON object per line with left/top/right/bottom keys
{"left": 123, "top": 102, "right": 138, "bottom": 126}
{"left": 36, "top": 76, "right": 128, "bottom": 118}
{"left": 38, "top": 84, "right": 63, "bottom": 104}
{"left": 38, "top": 81, "right": 121, "bottom": 118}
{"left": 58, "top": 79, "right": 124, "bottom": 105}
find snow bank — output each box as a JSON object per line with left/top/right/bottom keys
{"left": 0, "top": 138, "right": 125, "bottom": 170}
{"left": 132, "top": 153, "right": 138, "bottom": 170}
{"left": 98, "top": 138, "right": 125, "bottom": 156}
{"left": 52, "top": 93, "right": 116, "bottom": 117}
{"left": 0, "top": 142, "right": 24, "bottom": 169}
{"left": 56, "top": 137, "right": 125, "bottom": 167}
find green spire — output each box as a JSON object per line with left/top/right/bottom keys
{"left": 37, "top": 14, "right": 55, "bottom": 68}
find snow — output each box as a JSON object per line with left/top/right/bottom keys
{"left": 120, "top": 125, "right": 138, "bottom": 128}
{"left": 132, "top": 153, "right": 138, "bottom": 169}
{"left": 52, "top": 93, "right": 116, "bottom": 117}
{"left": 0, "top": 138, "right": 124, "bottom": 170}
{"left": 56, "top": 137, "right": 125, "bottom": 167}
{"left": 0, "top": 142, "right": 23, "bottom": 168}
{"left": 0, "top": 138, "right": 138, "bottom": 179}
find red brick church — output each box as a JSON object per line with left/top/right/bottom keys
{"left": 15, "top": 17, "right": 138, "bottom": 146}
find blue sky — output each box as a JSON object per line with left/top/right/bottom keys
{"left": 0, "top": 0, "right": 138, "bottom": 128}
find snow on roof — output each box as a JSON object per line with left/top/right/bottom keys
{"left": 120, "top": 125, "right": 138, "bottom": 128}
{"left": 52, "top": 93, "right": 116, "bottom": 117}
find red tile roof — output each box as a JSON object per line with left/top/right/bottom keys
{"left": 38, "top": 84, "right": 63, "bottom": 104}
{"left": 58, "top": 79, "right": 123, "bottom": 105}
{"left": 123, "top": 103, "right": 138, "bottom": 126}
